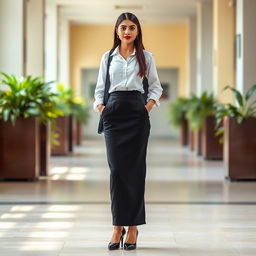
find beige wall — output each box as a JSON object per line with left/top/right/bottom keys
{"left": 70, "top": 24, "right": 188, "bottom": 96}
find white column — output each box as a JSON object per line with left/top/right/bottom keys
{"left": 236, "top": 0, "right": 256, "bottom": 94}
{"left": 58, "top": 12, "right": 70, "bottom": 89}
{"left": 196, "top": 1, "right": 213, "bottom": 95}
{"left": 26, "top": 0, "right": 44, "bottom": 77}
{"left": 0, "top": 0, "right": 24, "bottom": 76}
{"left": 188, "top": 16, "right": 197, "bottom": 96}
{"left": 45, "top": 0, "right": 58, "bottom": 83}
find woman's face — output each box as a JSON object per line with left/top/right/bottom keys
{"left": 116, "top": 19, "right": 138, "bottom": 43}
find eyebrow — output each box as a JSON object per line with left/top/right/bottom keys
{"left": 120, "top": 25, "right": 136, "bottom": 27}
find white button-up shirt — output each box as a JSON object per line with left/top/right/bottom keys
{"left": 93, "top": 45, "right": 163, "bottom": 112}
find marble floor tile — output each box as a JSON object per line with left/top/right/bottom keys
{"left": 0, "top": 138, "right": 255, "bottom": 255}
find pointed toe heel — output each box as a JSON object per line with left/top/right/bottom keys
{"left": 108, "top": 227, "right": 126, "bottom": 250}
{"left": 124, "top": 230, "right": 139, "bottom": 250}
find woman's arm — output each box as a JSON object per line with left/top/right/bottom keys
{"left": 93, "top": 52, "right": 108, "bottom": 112}
{"left": 146, "top": 53, "right": 163, "bottom": 111}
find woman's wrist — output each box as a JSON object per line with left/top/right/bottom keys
{"left": 145, "top": 99, "right": 155, "bottom": 112}
{"left": 97, "top": 104, "right": 104, "bottom": 113}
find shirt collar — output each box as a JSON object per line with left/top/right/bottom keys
{"left": 110, "top": 45, "right": 136, "bottom": 56}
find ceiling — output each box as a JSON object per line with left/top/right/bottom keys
{"left": 54, "top": 0, "right": 211, "bottom": 25}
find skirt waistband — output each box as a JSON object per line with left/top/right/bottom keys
{"left": 109, "top": 90, "right": 142, "bottom": 98}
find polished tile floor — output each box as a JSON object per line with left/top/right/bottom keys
{"left": 0, "top": 137, "right": 256, "bottom": 255}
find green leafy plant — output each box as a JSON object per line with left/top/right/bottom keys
{"left": 168, "top": 97, "right": 189, "bottom": 128}
{"left": 53, "top": 83, "right": 73, "bottom": 115}
{"left": 214, "top": 84, "right": 256, "bottom": 143}
{"left": 50, "top": 83, "right": 90, "bottom": 147}
{"left": 186, "top": 91, "right": 216, "bottom": 131}
{"left": 54, "top": 83, "right": 90, "bottom": 124}
{"left": 0, "top": 72, "right": 64, "bottom": 125}
{"left": 70, "top": 96, "right": 90, "bottom": 124}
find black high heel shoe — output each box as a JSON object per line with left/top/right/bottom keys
{"left": 124, "top": 230, "right": 139, "bottom": 250}
{"left": 108, "top": 227, "right": 126, "bottom": 250}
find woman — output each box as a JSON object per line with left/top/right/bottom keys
{"left": 93, "top": 12, "right": 163, "bottom": 250}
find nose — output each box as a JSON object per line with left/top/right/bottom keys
{"left": 124, "top": 28, "right": 131, "bottom": 34}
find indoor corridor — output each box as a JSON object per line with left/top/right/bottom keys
{"left": 0, "top": 138, "right": 256, "bottom": 255}
{"left": 1, "top": 0, "right": 256, "bottom": 255}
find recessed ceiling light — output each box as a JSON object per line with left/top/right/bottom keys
{"left": 114, "top": 5, "right": 143, "bottom": 10}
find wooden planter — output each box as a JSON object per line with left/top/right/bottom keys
{"left": 188, "top": 126, "right": 194, "bottom": 151}
{"left": 180, "top": 118, "right": 188, "bottom": 146}
{"left": 202, "top": 115, "right": 223, "bottom": 160}
{"left": 224, "top": 117, "right": 256, "bottom": 181}
{"left": 0, "top": 117, "right": 40, "bottom": 181}
{"left": 76, "top": 120, "right": 82, "bottom": 146}
{"left": 194, "top": 129, "right": 202, "bottom": 155}
{"left": 40, "top": 122, "right": 51, "bottom": 176}
{"left": 68, "top": 115, "right": 76, "bottom": 152}
{"left": 51, "top": 116, "right": 69, "bottom": 155}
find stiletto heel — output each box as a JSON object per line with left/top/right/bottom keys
{"left": 108, "top": 227, "right": 126, "bottom": 250}
{"left": 124, "top": 230, "right": 139, "bottom": 250}
{"left": 121, "top": 236, "right": 124, "bottom": 247}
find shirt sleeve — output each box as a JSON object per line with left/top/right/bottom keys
{"left": 146, "top": 53, "right": 163, "bottom": 107}
{"left": 93, "top": 51, "right": 108, "bottom": 112}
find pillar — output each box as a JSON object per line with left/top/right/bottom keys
{"left": 187, "top": 16, "right": 197, "bottom": 96}
{"left": 0, "top": 0, "right": 25, "bottom": 76}
{"left": 26, "top": 0, "right": 45, "bottom": 77}
{"left": 236, "top": 0, "right": 256, "bottom": 95}
{"left": 0, "top": 0, "right": 44, "bottom": 77}
{"left": 213, "top": 0, "right": 235, "bottom": 103}
{"left": 45, "top": 0, "right": 58, "bottom": 83}
{"left": 196, "top": 1, "right": 213, "bottom": 96}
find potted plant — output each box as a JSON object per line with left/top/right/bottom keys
{"left": 186, "top": 92, "right": 222, "bottom": 158}
{"left": 51, "top": 83, "right": 73, "bottom": 155}
{"left": 69, "top": 96, "right": 90, "bottom": 146}
{"left": 184, "top": 94, "right": 199, "bottom": 152}
{"left": 168, "top": 97, "right": 189, "bottom": 146}
{"left": 0, "top": 72, "right": 63, "bottom": 180}
{"left": 51, "top": 84, "right": 89, "bottom": 154}
{"left": 215, "top": 85, "right": 256, "bottom": 180}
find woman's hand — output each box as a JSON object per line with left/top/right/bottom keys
{"left": 145, "top": 99, "right": 155, "bottom": 112}
{"left": 97, "top": 104, "right": 105, "bottom": 114}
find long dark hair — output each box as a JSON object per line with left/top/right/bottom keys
{"left": 112, "top": 12, "right": 147, "bottom": 78}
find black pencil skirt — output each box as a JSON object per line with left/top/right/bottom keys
{"left": 102, "top": 90, "right": 151, "bottom": 226}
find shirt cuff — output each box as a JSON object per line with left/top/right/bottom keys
{"left": 147, "top": 96, "right": 160, "bottom": 107}
{"left": 93, "top": 99, "right": 103, "bottom": 112}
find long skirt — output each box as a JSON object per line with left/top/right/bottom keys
{"left": 102, "top": 90, "right": 151, "bottom": 226}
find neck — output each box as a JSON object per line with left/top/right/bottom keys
{"left": 119, "top": 43, "right": 135, "bottom": 53}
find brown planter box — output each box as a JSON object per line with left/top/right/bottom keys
{"left": 224, "top": 116, "right": 256, "bottom": 180}
{"left": 180, "top": 118, "right": 188, "bottom": 146}
{"left": 68, "top": 115, "right": 76, "bottom": 152}
{"left": 51, "top": 116, "right": 69, "bottom": 155}
{"left": 0, "top": 117, "right": 40, "bottom": 181}
{"left": 188, "top": 126, "right": 194, "bottom": 151}
{"left": 40, "top": 122, "right": 51, "bottom": 176}
{"left": 76, "top": 120, "right": 82, "bottom": 146}
{"left": 202, "top": 115, "right": 223, "bottom": 160}
{"left": 194, "top": 129, "right": 202, "bottom": 155}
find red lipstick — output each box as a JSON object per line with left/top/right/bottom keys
{"left": 124, "top": 36, "right": 131, "bottom": 39}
